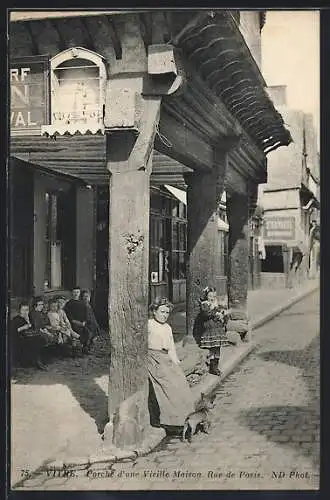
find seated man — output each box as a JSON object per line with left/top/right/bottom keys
{"left": 81, "top": 289, "right": 101, "bottom": 343}
{"left": 64, "top": 286, "right": 92, "bottom": 354}
{"left": 11, "top": 301, "right": 48, "bottom": 370}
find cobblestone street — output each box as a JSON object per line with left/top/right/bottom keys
{"left": 17, "top": 290, "right": 320, "bottom": 491}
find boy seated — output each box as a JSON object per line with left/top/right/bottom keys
{"left": 64, "top": 286, "right": 92, "bottom": 354}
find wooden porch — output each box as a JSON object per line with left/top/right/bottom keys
{"left": 9, "top": 9, "right": 292, "bottom": 448}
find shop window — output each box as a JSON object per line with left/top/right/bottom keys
{"left": 44, "top": 192, "right": 64, "bottom": 290}
{"left": 172, "top": 220, "right": 187, "bottom": 280}
{"left": 150, "top": 191, "right": 172, "bottom": 216}
{"left": 149, "top": 190, "right": 187, "bottom": 284}
{"left": 150, "top": 216, "right": 170, "bottom": 284}
{"left": 261, "top": 245, "right": 284, "bottom": 273}
{"left": 171, "top": 199, "right": 187, "bottom": 219}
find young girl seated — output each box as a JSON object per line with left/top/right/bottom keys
{"left": 47, "top": 297, "right": 81, "bottom": 347}
{"left": 197, "top": 287, "right": 231, "bottom": 376}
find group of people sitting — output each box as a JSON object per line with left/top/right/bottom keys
{"left": 10, "top": 286, "right": 101, "bottom": 371}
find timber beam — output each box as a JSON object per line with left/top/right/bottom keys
{"left": 103, "top": 15, "right": 189, "bottom": 449}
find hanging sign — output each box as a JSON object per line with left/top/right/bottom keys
{"left": 263, "top": 216, "right": 296, "bottom": 241}
{"left": 10, "top": 56, "right": 50, "bottom": 136}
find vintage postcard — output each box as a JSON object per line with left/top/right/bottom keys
{"left": 8, "top": 8, "right": 320, "bottom": 492}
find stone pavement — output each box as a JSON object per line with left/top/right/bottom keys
{"left": 170, "top": 278, "right": 319, "bottom": 337}
{"left": 10, "top": 279, "right": 319, "bottom": 488}
{"left": 17, "top": 290, "right": 319, "bottom": 491}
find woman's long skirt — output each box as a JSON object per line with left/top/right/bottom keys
{"left": 147, "top": 349, "right": 195, "bottom": 427}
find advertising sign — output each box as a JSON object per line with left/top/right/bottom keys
{"left": 10, "top": 56, "right": 50, "bottom": 135}
{"left": 263, "top": 216, "right": 296, "bottom": 241}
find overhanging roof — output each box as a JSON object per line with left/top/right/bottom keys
{"left": 10, "top": 134, "right": 189, "bottom": 187}
{"left": 259, "top": 11, "right": 266, "bottom": 30}
{"left": 9, "top": 10, "right": 138, "bottom": 22}
{"left": 171, "top": 10, "right": 292, "bottom": 154}
{"left": 10, "top": 155, "right": 86, "bottom": 185}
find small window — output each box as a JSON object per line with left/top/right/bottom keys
{"left": 172, "top": 220, "right": 187, "bottom": 280}
{"left": 49, "top": 47, "right": 106, "bottom": 129}
{"left": 149, "top": 216, "right": 170, "bottom": 284}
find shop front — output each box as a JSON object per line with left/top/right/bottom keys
{"left": 261, "top": 213, "right": 309, "bottom": 288}
{"left": 9, "top": 155, "right": 91, "bottom": 310}
{"left": 93, "top": 184, "right": 188, "bottom": 327}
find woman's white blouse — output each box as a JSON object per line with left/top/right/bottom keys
{"left": 148, "top": 318, "right": 180, "bottom": 365}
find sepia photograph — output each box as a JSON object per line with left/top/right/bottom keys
{"left": 8, "top": 8, "right": 320, "bottom": 492}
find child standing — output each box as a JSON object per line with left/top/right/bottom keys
{"left": 197, "top": 287, "right": 230, "bottom": 376}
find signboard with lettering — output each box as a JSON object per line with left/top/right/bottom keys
{"left": 263, "top": 217, "right": 296, "bottom": 241}
{"left": 10, "top": 56, "right": 50, "bottom": 136}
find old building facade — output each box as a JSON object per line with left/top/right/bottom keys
{"left": 259, "top": 85, "right": 320, "bottom": 288}
{"left": 9, "top": 10, "right": 291, "bottom": 446}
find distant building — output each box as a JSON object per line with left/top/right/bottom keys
{"left": 259, "top": 85, "right": 320, "bottom": 288}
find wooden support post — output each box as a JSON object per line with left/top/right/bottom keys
{"left": 226, "top": 192, "right": 250, "bottom": 341}
{"left": 101, "top": 13, "right": 185, "bottom": 450}
{"left": 184, "top": 150, "right": 227, "bottom": 339}
{"left": 247, "top": 184, "right": 259, "bottom": 291}
{"left": 105, "top": 97, "right": 161, "bottom": 448}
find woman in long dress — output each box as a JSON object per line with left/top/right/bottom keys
{"left": 147, "top": 297, "right": 195, "bottom": 430}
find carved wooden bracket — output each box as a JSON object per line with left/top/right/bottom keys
{"left": 143, "top": 45, "right": 186, "bottom": 97}
{"left": 218, "top": 133, "right": 243, "bottom": 153}
{"left": 104, "top": 86, "right": 142, "bottom": 134}
{"left": 105, "top": 95, "right": 161, "bottom": 175}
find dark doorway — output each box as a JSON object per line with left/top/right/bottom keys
{"left": 95, "top": 185, "right": 109, "bottom": 328}
{"left": 9, "top": 161, "right": 34, "bottom": 298}
{"left": 261, "top": 245, "right": 284, "bottom": 273}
